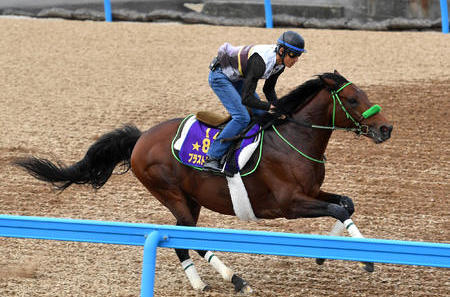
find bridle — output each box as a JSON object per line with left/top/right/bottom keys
{"left": 273, "top": 81, "right": 382, "bottom": 163}
{"left": 286, "top": 82, "right": 381, "bottom": 136}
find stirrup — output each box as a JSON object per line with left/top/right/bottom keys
{"left": 203, "top": 158, "right": 233, "bottom": 177}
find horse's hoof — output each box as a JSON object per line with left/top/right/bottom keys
{"left": 315, "top": 258, "right": 326, "bottom": 265}
{"left": 240, "top": 284, "right": 253, "bottom": 294}
{"left": 359, "top": 262, "right": 375, "bottom": 273}
{"left": 202, "top": 285, "right": 212, "bottom": 292}
{"left": 232, "top": 274, "right": 252, "bottom": 294}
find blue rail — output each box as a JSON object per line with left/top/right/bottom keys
{"left": 0, "top": 215, "right": 449, "bottom": 296}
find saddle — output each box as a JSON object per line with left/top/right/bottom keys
{"left": 195, "top": 111, "right": 230, "bottom": 127}
{"left": 171, "top": 113, "right": 263, "bottom": 176}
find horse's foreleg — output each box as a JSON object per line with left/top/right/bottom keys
{"left": 315, "top": 220, "right": 346, "bottom": 265}
{"left": 319, "top": 191, "right": 367, "bottom": 239}
{"left": 195, "top": 250, "right": 252, "bottom": 293}
{"left": 341, "top": 219, "right": 374, "bottom": 272}
{"left": 315, "top": 191, "right": 374, "bottom": 272}
{"left": 315, "top": 191, "right": 357, "bottom": 238}
{"left": 315, "top": 192, "right": 349, "bottom": 264}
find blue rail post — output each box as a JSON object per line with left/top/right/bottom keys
{"left": 264, "top": 0, "right": 273, "bottom": 28}
{"left": 104, "top": 0, "right": 112, "bottom": 22}
{"left": 441, "top": 0, "right": 449, "bottom": 33}
{"left": 140, "top": 231, "right": 161, "bottom": 297}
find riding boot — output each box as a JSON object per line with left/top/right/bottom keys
{"left": 203, "top": 157, "right": 234, "bottom": 177}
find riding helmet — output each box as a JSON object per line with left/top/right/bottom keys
{"left": 277, "top": 31, "right": 307, "bottom": 56}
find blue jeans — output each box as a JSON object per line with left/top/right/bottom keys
{"left": 207, "top": 68, "right": 265, "bottom": 159}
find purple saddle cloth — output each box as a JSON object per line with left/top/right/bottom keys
{"left": 172, "top": 115, "right": 262, "bottom": 174}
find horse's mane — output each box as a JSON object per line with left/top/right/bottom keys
{"left": 254, "top": 72, "right": 348, "bottom": 125}
{"left": 276, "top": 72, "right": 348, "bottom": 114}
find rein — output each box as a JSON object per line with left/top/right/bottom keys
{"left": 222, "top": 81, "right": 382, "bottom": 164}
{"left": 272, "top": 125, "right": 325, "bottom": 163}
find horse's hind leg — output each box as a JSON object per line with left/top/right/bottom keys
{"left": 182, "top": 198, "right": 252, "bottom": 293}
{"left": 172, "top": 195, "right": 253, "bottom": 293}
{"left": 195, "top": 250, "right": 252, "bottom": 293}
{"left": 176, "top": 234, "right": 210, "bottom": 291}
{"left": 134, "top": 162, "right": 251, "bottom": 292}
{"left": 142, "top": 187, "right": 210, "bottom": 291}
{"left": 172, "top": 197, "right": 211, "bottom": 291}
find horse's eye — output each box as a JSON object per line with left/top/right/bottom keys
{"left": 348, "top": 98, "right": 358, "bottom": 107}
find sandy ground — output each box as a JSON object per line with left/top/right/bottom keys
{"left": 0, "top": 18, "right": 449, "bottom": 297}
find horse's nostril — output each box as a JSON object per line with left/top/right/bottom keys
{"left": 380, "top": 125, "right": 393, "bottom": 139}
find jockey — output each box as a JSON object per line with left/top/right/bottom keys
{"left": 203, "top": 31, "right": 306, "bottom": 175}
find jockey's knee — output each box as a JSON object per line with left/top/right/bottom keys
{"left": 327, "top": 204, "right": 350, "bottom": 222}
{"left": 232, "top": 113, "right": 250, "bottom": 127}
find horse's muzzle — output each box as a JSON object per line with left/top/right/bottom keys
{"left": 370, "top": 124, "right": 393, "bottom": 143}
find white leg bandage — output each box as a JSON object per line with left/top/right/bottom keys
{"left": 329, "top": 220, "right": 345, "bottom": 236}
{"left": 343, "top": 219, "right": 364, "bottom": 238}
{"left": 204, "top": 251, "right": 234, "bottom": 282}
{"left": 181, "top": 259, "right": 208, "bottom": 290}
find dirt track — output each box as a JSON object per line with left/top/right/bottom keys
{"left": 0, "top": 18, "right": 449, "bottom": 297}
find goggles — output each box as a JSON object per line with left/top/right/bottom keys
{"left": 287, "top": 51, "right": 302, "bottom": 58}
{"left": 277, "top": 39, "right": 307, "bottom": 58}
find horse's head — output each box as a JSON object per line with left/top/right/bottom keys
{"left": 319, "top": 70, "right": 393, "bottom": 143}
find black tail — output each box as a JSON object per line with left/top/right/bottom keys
{"left": 14, "top": 124, "right": 142, "bottom": 191}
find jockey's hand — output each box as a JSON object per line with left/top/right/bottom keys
{"left": 268, "top": 104, "right": 277, "bottom": 113}
{"left": 269, "top": 105, "right": 286, "bottom": 119}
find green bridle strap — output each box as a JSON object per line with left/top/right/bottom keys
{"left": 335, "top": 82, "right": 352, "bottom": 93}
{"left": 272, "top": 125, "right": 325, "bottom": 164}
{"left": 330, "top": 82, "right": 361, "bottom": 129}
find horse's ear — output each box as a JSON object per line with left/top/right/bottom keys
{"left": 334, "top": 69, "right": 341, "bottom": 76}
{"left": 320, "top": 74, "right": 337, "bottom": 89}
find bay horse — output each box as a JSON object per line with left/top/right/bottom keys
{"left": 15, "top": 71, "right": 392, "bottom": 293}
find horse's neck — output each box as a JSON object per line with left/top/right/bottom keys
{"left": 298, "top": 89, "right": 332, "bottom": 124}
{"left": 278, "top": 89, "right": 333, "bottom": 160}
